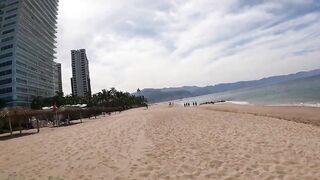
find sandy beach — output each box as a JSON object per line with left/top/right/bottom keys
{"left": 0, "top": 104, "right": 320, "bottom": 179}
{"left": 202, "top": 103, "right": 320, "bottom": 126}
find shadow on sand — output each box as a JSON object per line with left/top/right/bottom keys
{"left": 0, "top": 132, "right": 38, "bottom": 141}
{"left": 0, "top": 118, "right": 103, "bottom": 141}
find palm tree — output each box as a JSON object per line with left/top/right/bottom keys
{"left": 30, "top": 88, "right": 147, "bottom": 109}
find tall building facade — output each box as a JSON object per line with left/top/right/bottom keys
{"left": 0, "top": 0, "right": 59, "bottom": 107}
{"left": 71, "top": 49, "right": 91, "bottom": 97}
{"left": 53, "top": 62, "right": 63, "bottom": 95}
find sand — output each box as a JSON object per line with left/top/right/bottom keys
{"left": 0, "top": 104, "right": 320, "bottom": 179}
{"left": 202, "top": 103, "right": 320, "bottom": 126}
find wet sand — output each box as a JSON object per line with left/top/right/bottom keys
{"left": 202, "top": 103, "right": 320, "bottom": 126}
{"left": 0, "top": 104, "right": 319, "bottom": 179}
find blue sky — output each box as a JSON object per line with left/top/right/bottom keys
{"left": 56, "top": 0, "right": 320, "bottom": 94}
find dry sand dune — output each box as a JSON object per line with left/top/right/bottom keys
{"left": 0, "top": 105, "right": 320, "bottom": 179}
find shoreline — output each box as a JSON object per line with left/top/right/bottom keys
{"left": 175, "top": 97, "right": 320, "bottom": 108}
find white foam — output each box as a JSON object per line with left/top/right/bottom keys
{"left": 296, "top": 103, "right": 320, "bottom": 108}
{"left": 267, "top": 103, "right": 320, "bottom": 108}
{"left": 227, "top": 101, "right": 251, "bottom": 105}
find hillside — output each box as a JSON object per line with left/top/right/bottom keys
{"left": 136, "top": 69, "right": 320, "bottom": 103}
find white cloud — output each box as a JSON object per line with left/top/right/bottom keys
{"left": 56, "top": 0, "right": 320, "bottom": 94}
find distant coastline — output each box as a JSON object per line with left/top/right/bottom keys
{"left": 137, "top": 69, "right": 320, "bottom": 104}
{"left": 174, "top": 74, "right": 320, "bottom": 107}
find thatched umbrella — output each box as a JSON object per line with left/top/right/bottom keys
{"left": 0, "top": 107, "right": 39, "bottom": 136}
{"left": 0, "top": 108, "right": 12, "bottom": 135}
{"left": 58, "top": 107, "right": 83, "bottom": 125}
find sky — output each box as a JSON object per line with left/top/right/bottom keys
{"left": 56, "top": 0, "right": 320, "bottom": 94}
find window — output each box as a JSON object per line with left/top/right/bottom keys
{"left": 17, "top": 87, "right": 27, "bottom": 93}
{"left": 2, "top": 96, "right": 12, "bottom": 101}
{"left": 4, "top": 14, "right": 17, "bottom": 20}
{"left": 3, "top": 21, "right": 15, "bottom": 27}
{"left": 16, "top": 60, "right": 27, "bottom": 67}
{"left": 7, "top": 1, "right": 18, "bottom": 7}
{"left": 6, "top": 8, "right": 17, "bottom": 13}
{"left": 1, "top": 36, "right": 14, "bottom": 42}
{"left": 0, "top": 78, "right": 11, "bottom": 85}
{"left": 17, "top": 96, "right": 29, "bottom": 101}
{"left": 0, "top": 69, "right": 12, "bottom": 76}
{"left": 2, "top": 29, "right": 14, "bottom": 35}
{"left": 16, "top": 69, "right": 26, "bottom": 76}
{"left": 28, "top": 88, "right": 37, "bottom": 94}
{"left": 16, "top": 78, "right": 27, "bottom": 84}
{"left": 1, "top": 44, "right": 13, "bottom": 51}
{"left": 0, "top": 61, "right": 12, "bottom": 67}
{"left": 0, "top": 52, "right": 13, "bottom": 59}
{"left": 0, "top": 87, "right": 12, "bottom": 94}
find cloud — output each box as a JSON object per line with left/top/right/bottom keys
{"left": 56, "top": 0, "right": 320, "bottom": 94}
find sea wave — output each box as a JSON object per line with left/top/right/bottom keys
{"left": 267, "top": 103, "right": 320, "bottom": 108}
{"left": 227, "top": 101, "right": 251, "bottom": 105}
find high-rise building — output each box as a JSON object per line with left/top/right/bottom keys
{"left": 71, "top": 49, "right": 91, "bottom": 97}
{"left": 53, "top": 62, "right": 63, "bottom": 95}
{"left": 0, "top": 0, "right": 59, "bottom": 107}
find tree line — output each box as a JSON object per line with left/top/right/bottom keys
{"left": 31, "top": 87, "right": 147, "bottom": 109}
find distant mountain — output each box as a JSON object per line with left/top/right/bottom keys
{"left": 135, "top": 69, "right": 320, "bottom": 103}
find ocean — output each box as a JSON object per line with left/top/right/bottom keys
{"left": 177, "top": 75, "right": 320, "bottom": 107}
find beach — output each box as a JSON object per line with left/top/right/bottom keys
{"left": 202, "top": 103, "right": 320, "bottom": 126}
{"left": 0, "top": 104, "right": 319, "bottom": 179}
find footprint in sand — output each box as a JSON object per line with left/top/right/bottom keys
{"left": 48, "top": 176, "right": 64, "bottom": 180}
{"left": 180, "top": 164, "right": 196, "bottom": 173}
{"left": 181, "top": 174, "right": 195, "bottom": 179}
{"left": 109, "top": 165, "right": 119, "bottom": 170}
{"left": 205, "top": 172, "right": 217, "bottom": 178}
{"left": 209, "top": 160, "right": 223, "bottom": 169}
{"left": 146, "top": 165, "right": 154, "bottom": 171}
{"left": 113, "top": 176, "right": 126, "bottom": 180}
{"left": 139, "top": 172, "right": 150, "bottom": 177}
